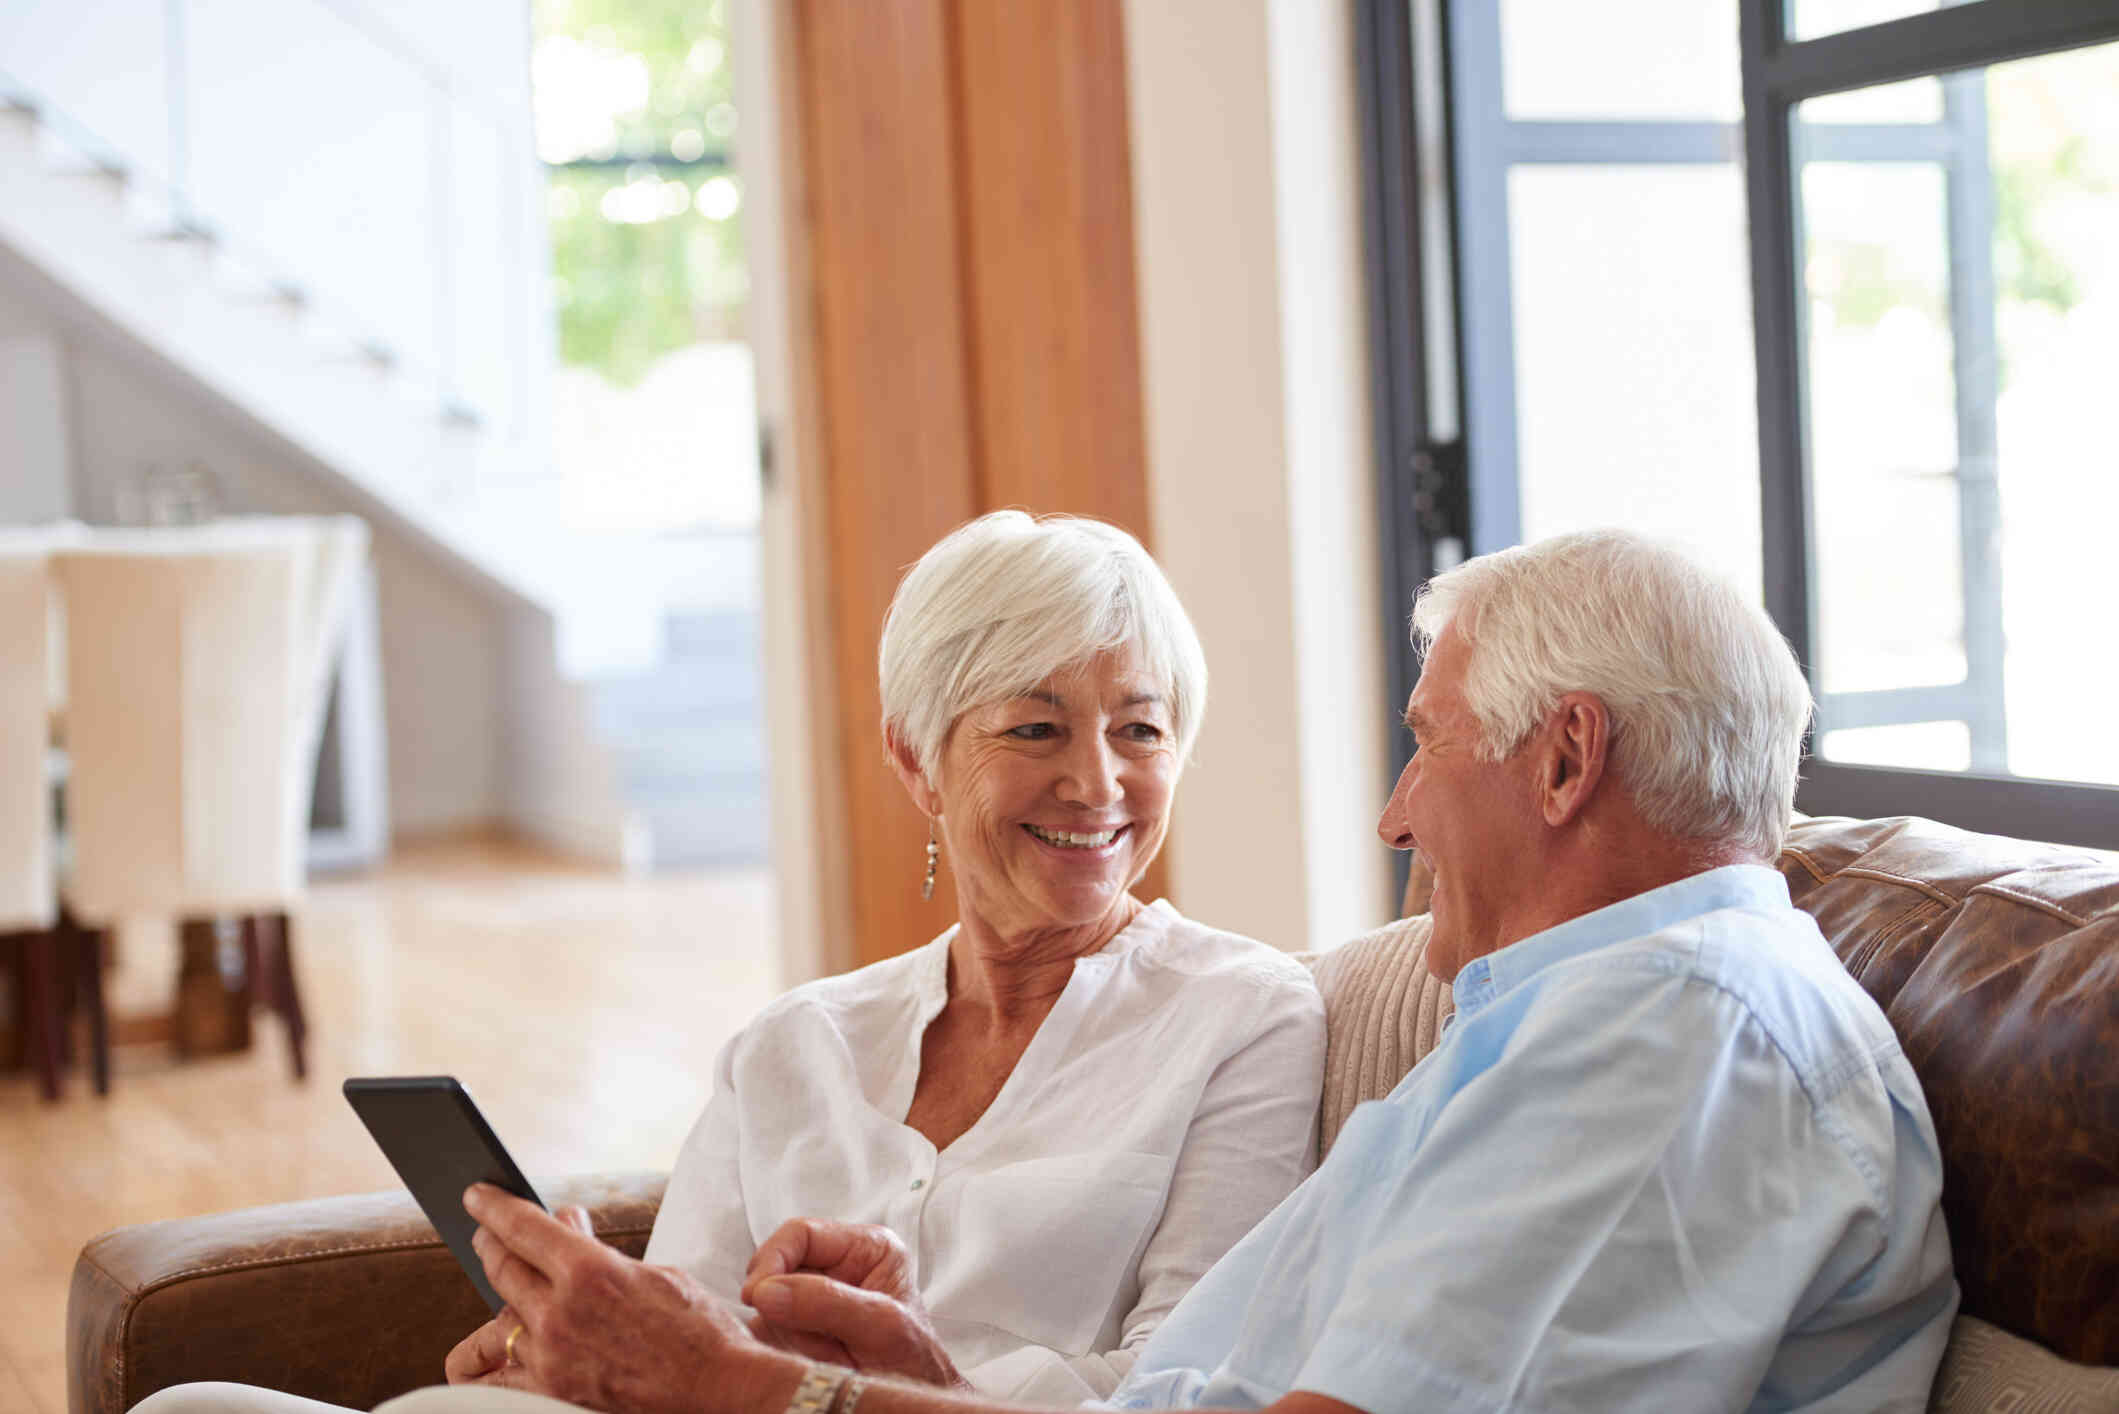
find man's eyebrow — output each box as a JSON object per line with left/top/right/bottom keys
{"left": 1403, "top": 705, "right": 1433, "bottom": 733}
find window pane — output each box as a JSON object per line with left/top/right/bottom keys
{"left": 1795, "top": 38, "right": 2119, "bottom": 788}
{"left": 1788, "top": 0, "right": 1951, "bottom": 44}
{"left": 1509, "top": 166, "right": 1761, "bottom": 594}
{"left": 1501, "top": 0, "right": 1741, "bottom": 121}
{"left": 1802, "top": 76, "right": 1944, "bottom": 124}
{"left": 1821, "top": 722, "right": 1970, "bottom": 771}
{"left": 1800, "top": 160, "right": 1964, "bottom": 696}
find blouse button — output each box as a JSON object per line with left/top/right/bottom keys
{"left": 910, "top": 1178, "right": 926, "bottom": 1191}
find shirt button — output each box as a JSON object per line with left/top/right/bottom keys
{"left": 910, "top": 1178, "right": 925, "bottom": 1191}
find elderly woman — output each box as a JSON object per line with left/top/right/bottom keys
{"left": 133, "top": 511, "right": 1322, "bottom": 1414}
{"left": 622, "top": 511, "right": 1322, "bottom": 1403}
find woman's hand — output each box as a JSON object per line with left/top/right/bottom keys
{"left": 460, "top": 1184, "right": 771, "bottom": 1414}
{"left": 446, "top": 1205, "right": 596, "bottom": 1385}
{"left": 742, "top": 1219, "right": 966, "bottom": 1389}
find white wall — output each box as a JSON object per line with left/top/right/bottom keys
{"left": 0, "top": 334, "right": 71, "bottom": 524}
{"left": 1266, "top": 0, "right": 1396, "bottom": 949}
{"left": 1123, "top": 0, "right": 1395, "bottom": 952}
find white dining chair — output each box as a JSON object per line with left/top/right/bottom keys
{"left": 52, "top": 520, "right": 348, "bottom": 1081}
{"left": 0, "top": 523, "right": 101, "bottom": 1099}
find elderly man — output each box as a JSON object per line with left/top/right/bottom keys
{"left": 413, "top": 531, "right": 1960, "bottom": 1414}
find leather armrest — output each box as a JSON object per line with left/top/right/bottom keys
{"left": 67, "top": 1172, "right": 667, "bottom": 1414}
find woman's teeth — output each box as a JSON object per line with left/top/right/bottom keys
{"left": 1026, "top": 824, "right": 1119, "bottom": 849}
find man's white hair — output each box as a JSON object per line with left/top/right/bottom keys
{"left": 880, "top": 510, "right": 1207, "bottom": 780}
{"left": 1410, "top": 529, "right": 1813, "bottom": 858}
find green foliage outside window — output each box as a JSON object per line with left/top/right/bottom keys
{"left": 537, "top": 0, "right": 746, "bottom": 387}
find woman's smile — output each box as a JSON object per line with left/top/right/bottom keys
{"left": 1023, "top": 822, "right": 1128, "bottom": 852}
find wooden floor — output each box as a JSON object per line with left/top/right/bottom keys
{"left": 0, "top": 836, "right": 782, "bottom": 1414}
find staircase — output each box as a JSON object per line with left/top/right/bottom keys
{"left": 0, "top": 38, "right": 769, "bottom": 872}
{"left": 596, "top": 602, "right": 771, "bottom": 869}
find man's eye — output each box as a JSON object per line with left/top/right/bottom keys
{"left": 1007, "top": 723, "right": 1056, "bottom": 740}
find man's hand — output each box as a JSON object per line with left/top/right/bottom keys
{"left": 741, "top": 1219, "right": 964, "bottom": 1389}
{"left": 458, "top": 1183, "right": 764, "bottom": 1414}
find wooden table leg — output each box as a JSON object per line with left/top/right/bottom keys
{"left": 0, "top": 938, "right": 25, "bottom": 1071}
{"left": 174, "top": 918, "right": 251, "bottom": 1057}
{"left": 70, "top": 917, "right": 110, "bottom": 1097}
{"left": 246, "top": 912, "right": 308, "bottom": 1080}
{"left": 21, "top": 929, "right": 62, "bottom": 1101}
{"left": 276, "top": 911, "right": 308, "bottom": 1081}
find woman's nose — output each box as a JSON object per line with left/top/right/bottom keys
{"left": 1057, "top": 736, "right": 1123, "bottom": 807}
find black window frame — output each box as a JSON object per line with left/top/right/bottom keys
{"left": 1360, "top": 0, "right": 2119, "bottom": 854}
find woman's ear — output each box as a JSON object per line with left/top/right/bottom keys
{"left": 884, "top": 726, "right": 943, "bottom": 818}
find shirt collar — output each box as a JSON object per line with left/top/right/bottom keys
{"left": 1451, "top": 864, "right": 1789, "bottom": 1018}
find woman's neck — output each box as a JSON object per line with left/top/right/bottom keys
{"left": 946, "top": 895, "right": 1145, "bottom": 1023}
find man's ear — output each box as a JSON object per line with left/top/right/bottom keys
{"left": 1537, "top": 692, "right": 1609, "bottom": 828}
{"left": 884, "top": 726, "right": 943, "bottom": 818}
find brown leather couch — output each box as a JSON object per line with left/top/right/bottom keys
{"left": 67, "top": 815, "right": 2119, "bottom": 1413}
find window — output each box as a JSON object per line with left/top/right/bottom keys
{"left": 1361, "top": 0, "right": 2119, "bottom": 851}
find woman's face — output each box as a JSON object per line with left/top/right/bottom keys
{"left": 930, "top": 649, "right": 1179, "bottom": 942}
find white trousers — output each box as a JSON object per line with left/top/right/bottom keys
{"left": 130, "top": 1383, "right": 595, "bottom": 1414}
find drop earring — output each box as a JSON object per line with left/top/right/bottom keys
{"left": 922, "top": 822, "right": 940, "bottom": 902}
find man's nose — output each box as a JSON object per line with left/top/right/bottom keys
{"left": 1377, "top": 761, "right": 1417, "bottom": 850}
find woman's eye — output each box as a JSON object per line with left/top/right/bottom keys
{"left": 1007, "top": 723, "right": 1056, "bottom": 741}
{"left": 1120, "top": 722, "right": 1165, "bottom": 743}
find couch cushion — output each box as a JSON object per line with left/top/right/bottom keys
{"left": 1929, "top": 1314, "right": 2119, "bottom": 1413}
{"left": 1303, "top": 915, "right": 1449, "bottom": 1154}
{"left": 1779, "top": 816, "right": 2119, "bottom": 1368}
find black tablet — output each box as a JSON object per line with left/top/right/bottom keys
{"left": 342, "top": 1075, "right": 547, "bottom": 1312}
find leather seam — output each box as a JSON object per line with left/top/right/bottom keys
{"left": 1782, "top": 848, "right": 1831, "bottom": 886}
{"left": 75, "top": 1248, "right": 134, "bottom": 1409}
{"left": 1851, "top": 897, "right": 1944, "bottom": 976}
{"left": 1791, "top": 848, "right": 2103, "bottom": 930}
{"left": 1818, "top": 866, "right": 1960, "bottom": 909}
{"left": 125, "top": 1224, "right": 659, "bottom": 1295}
{"left": 1966, "top": 882, "right": 2092, "bottom": 930}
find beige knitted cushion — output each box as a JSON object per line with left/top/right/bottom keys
{"left": 1301, "top": 914, "right": 1451, "bottom": 1156}
{"left": 1930, "top": 1315, "right": 2119, "bottom": 1413}
{"left": 1299, "top": 915, "right": 2119, "bottom": 1411}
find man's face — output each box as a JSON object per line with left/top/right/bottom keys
{"left": 1376, "top": 624, "right": 1540, "bottom": 981}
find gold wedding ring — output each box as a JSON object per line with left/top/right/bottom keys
{"left": 505, "top": 1322, "right": 525, "bottom": 1366}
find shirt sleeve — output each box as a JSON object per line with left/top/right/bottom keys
{"left": 1290, "top": 965, "right": 1877, "bottom": 1414}
{"left": 962, "top": 970, "right": 1327, "bottom": 1405}
{"left": 641, "top": 1030, "right": 754, "bottom": 1301}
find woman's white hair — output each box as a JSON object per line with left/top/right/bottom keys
{"left": 1410, "top": 529, "right": 1813, "bottom": 858}
{"left": 879, "top": 511, "right": 1207, "bottom": 780}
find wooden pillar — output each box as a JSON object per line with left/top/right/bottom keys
{"left": 785, "top": 0, "right": 1161, "bottom": 971}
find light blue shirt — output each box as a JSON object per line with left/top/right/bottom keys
{"left": 1111, "top": 866, "right": 1958, "bottom": 1413}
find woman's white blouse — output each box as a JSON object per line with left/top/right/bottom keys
{"left": 644, "top": 901, "right": 1325, "bottom": 1407}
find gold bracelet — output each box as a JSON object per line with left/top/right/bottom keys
{"left": 785, "top": 1365, "right": 848, "bottom": 1414}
